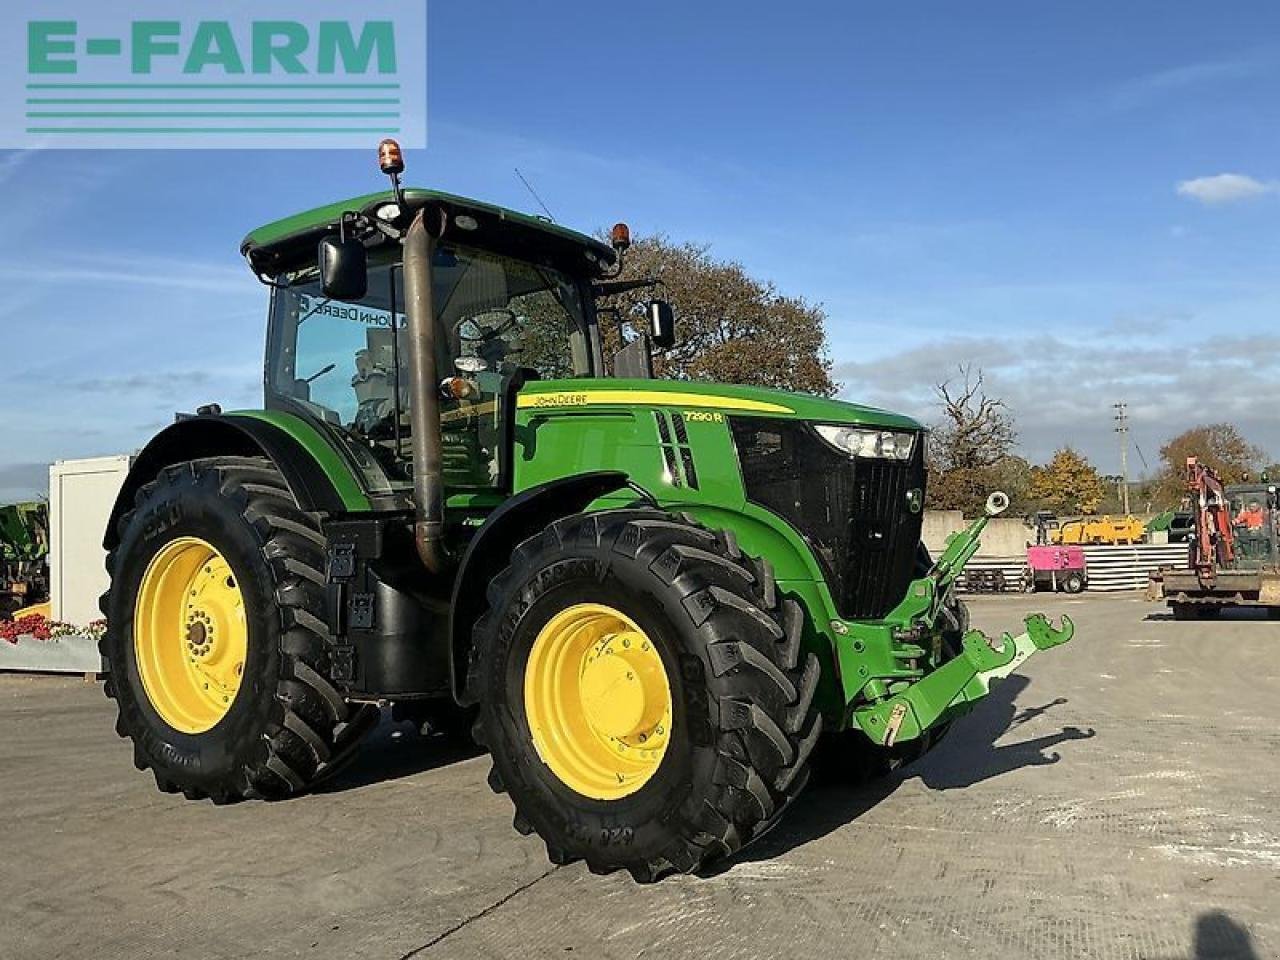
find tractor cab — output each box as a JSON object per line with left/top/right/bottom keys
{"left": 244, "top": 188, "right": 618, "bottom": 502}
{"left": 243, "top": 183, "right": 672, "bottom": 507}
{"left": 1225, "top": 482, "right": 1279, "bottom": 568}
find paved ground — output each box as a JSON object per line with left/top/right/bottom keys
{"left": 1, "top": 592, "right": 1277, "bottom": 960}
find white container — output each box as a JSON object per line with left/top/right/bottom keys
{"left": 50, "top": 455, "right": 133, "bottom": 630}
{"left": 0, "top": 634, "right": 104, "bottom": 674}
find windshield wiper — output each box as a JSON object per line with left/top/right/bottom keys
{"left": 302, "top": 363, "right": 336, "bottom": 384}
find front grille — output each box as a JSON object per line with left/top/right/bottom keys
{"left": 729, "top": 417, "right": 925, "bottom": 620}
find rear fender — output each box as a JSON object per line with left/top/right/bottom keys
{"left": 104, "top": 414, "right": 367, "bottom": 550}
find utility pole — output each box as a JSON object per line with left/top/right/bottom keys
{"left": 1113, "top": 402, "right": 1130, "bottom": 515}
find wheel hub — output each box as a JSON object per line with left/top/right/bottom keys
{"left": 134, "top": 538, "right": 248, "bottom": 734}
{"left": 579, "top": 631, "right": 666, "bottom": 740}
{"left": 524, "top": 603, "right": 673, "bottom": 800}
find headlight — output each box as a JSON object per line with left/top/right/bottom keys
{"left": 814, "top": 424, "right": 917, "bottom": 461}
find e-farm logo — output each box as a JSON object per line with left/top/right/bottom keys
{"left": 2, "top": 1, "right": 425, "bottom": 149}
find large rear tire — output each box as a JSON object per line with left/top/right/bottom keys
{"left": 101, "top": 457, "right": 351, "bottom": 801}
{"left": 467, "top": 509, "right": 822, "bottom": 881}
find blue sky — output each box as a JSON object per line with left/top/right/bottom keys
{"left": 4, "top": 0, "right": 1280, "bottom": 500}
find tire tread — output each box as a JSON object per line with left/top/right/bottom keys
{"left": 100, "top": 456, "right": 348, "bottom": 802}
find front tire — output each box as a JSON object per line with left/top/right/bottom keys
{"left": 467, "top": 509, "right": 822, "bottom": 881}
{"left": 101, "top": 457, "right": 350, "bottom": 801}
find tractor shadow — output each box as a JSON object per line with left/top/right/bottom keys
{"left": 1193, "top": 910, "right": 1261, "bottom": 960}
{"left": 714, "top": 674, "right": 1096, "bottom": 870}
{"left": 312, "top": 710, "right": 483, "bottom": 794}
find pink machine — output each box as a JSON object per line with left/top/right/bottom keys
{"left": 1025, "top": 545, "right": 1087, "bottom": 594}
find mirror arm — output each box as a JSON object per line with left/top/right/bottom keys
{"left": 592, "top": 276, "right": 662, "bottom": 298}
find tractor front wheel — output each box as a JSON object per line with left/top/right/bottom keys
{"left": 467, "top": 509, "right": 822, "bottom": 881}
{"left": 101, "top": 457, "right": 352, "bottom": 801}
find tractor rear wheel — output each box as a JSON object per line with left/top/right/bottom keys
{"left": 467, "top": 509, "right": 822, "bottom": 881}
{"left": 100, "top": 457, "right": 353, "bottom": 801}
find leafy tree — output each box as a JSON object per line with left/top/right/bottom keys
{"left": 991, "top": 455, "right": 1035, "bottom": 514}
{"left": 597, "top": 235, "right": 835, "bottom": 396}
{"left": 1154, "top": 424, "right": 1268, "bottom": 506}
{"left": 927, "top": 366, "right": 1017, "bottom": 515}
{"left": 1030, "top": 447, "right": 1107, "bottom": 514}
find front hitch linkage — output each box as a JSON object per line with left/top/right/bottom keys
{"left": 854, "top": 492, "right": 1076, "bottom": 747}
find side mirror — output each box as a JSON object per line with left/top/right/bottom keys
{"left": 648, "top": 299, "right": 675, "bottom": 350}
{"left": 318, "top": 236, "right": 368, "bottom": 301}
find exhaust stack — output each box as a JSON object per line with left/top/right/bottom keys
{"left": 403, "top": 206, "right": 452, "bottom": 574}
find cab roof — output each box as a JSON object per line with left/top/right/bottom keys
{"left": 240, "top": 187, "right": 617, "bottom": 277}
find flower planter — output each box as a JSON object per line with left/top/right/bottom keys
{"left": 0, "top": 632, "right": 106, "bottom": 674}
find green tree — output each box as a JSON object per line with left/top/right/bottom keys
{"left": 1154, "top": 424, "right": 1268, "bottom": 506}
{"left": 597, "top": 235, "right": 835, "bottom": 395}
{"left": 991, "top": 455, "right": 1035, "bottom": 514}
{"left": 926, "top": 366, "right": 1018, "bottom": 515}
{"left": 1030, "top": 448, "right": 1107, "bottom": 514}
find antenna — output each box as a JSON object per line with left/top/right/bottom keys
{"left": 514, "top": 167, "right": 556, "bottom": 221}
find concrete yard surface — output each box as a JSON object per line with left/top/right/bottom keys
{"left": 0, "top": 593, "right": 1276, "bottom": 959}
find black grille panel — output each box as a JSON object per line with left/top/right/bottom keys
{"left": 729, "top": 417, "right": 925, "bottom": 619}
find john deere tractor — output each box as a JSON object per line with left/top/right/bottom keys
{"left": 100, "top": 142, "right": 1072, "bottom": 880}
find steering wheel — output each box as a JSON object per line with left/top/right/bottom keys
{"left": 458, "top": 308, "right": 517, "bottom": 343}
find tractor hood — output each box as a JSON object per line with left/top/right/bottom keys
{"left": 517, "top": 379, "right": 924, "bottom": 431}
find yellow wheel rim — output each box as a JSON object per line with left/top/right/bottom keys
{"left": 133, "top": 537, "right": 248, "bottom": 734}
{"left": 524, "top": 603, "right": 673, "bottom": 800}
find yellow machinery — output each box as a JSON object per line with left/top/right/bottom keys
{"left": 1053, "top": 516, "right": 1145, "bottom": 546}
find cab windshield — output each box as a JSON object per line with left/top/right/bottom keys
{"left": 1227, "top": 488, "right": 1277, "bottom": 564}
{"left": 265, "top": 242, "right": 593, "bottom": 494}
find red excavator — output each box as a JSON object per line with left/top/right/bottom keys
{"left": 1186, "top": 458, "right": 1235, "bottom": 576}
{"left": 1149, "top": 457, "right": 1280, "bottom": 619}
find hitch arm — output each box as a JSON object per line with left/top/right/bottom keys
{"left": 854, "top": 613, "right": 1074, "bottom": 747}
{"left": 930, "top": 491, "right": 1010, "bottom": 594}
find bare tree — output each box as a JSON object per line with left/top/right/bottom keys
{"left": 928, "top": 365, "right": 1017, "bottom": 514}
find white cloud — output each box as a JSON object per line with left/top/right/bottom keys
{"left": 1107, "top": 59, "right": 1261, "bottom": 113}
{"left": 833, "top": 331, "right": 1280, "bottom": 470}
{"left": 1176, "top": 173, "right": 1276, "bottom": 205}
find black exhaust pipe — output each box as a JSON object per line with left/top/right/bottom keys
{"left": 403, "top": 207, "right": 452, "bottom": 574}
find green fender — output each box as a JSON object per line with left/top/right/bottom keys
{"left": 103, "top": 412, "right": 371, "bottom": 550}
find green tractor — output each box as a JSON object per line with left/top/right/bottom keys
{"left": 100, "top": 142, "right": 1072, "bottom": 880}
{"left": 1, "top": 501, "right": 49, "bottom": 618}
